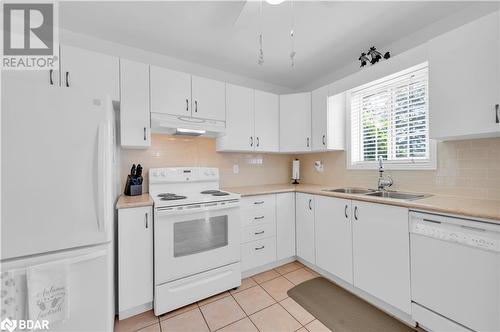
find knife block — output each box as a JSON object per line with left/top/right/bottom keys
{"left": 124, "top": 175, "right": 143, "bottom": 196}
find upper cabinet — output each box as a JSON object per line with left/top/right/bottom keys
{"left": 217, "top": 85, "right": 279, "bottom": 152}
{"left": 254, "top": 90, "right": 280, "bottom": 152}
{"left": 150, "top": 66, "right": 192, "bottom": 117}
{"left": 311, "top": 85, "right": 329, "bottom": 151}
{"left": 191, "top": 75, "right": 226, "bottom": 121}
{"left": 120, "top": 59, "right": 151, "bottom": 149}
{"left": 429, "top": 11, "right": 500, "bottom": 140}
{"left": 280, "top": 93, "right": 312, "bottom": 153}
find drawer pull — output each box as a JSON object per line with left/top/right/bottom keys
{"left": 254, "top": 216, "right": 264, "bottom": 220}
{"left": 254, "top": 201, "right": 264, "bottom": 205}
{"left": 254, "top": 231, "right": 265, "bottom": 235}
{"left": 255, "top": 245, "right": 265, "bottom": 250}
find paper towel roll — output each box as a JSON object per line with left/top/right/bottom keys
{"left": 292, "top": 159, "right": 300, "bottom": 183}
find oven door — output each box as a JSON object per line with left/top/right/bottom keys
{"left": 154, "top": 201, "right": 241, "bottom": 284}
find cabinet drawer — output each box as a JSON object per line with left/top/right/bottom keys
{"left": 241, "top": 237, "right": 276, "bottom": 271}
{"left": 241, "top": 209, "right": 276, "bottom": 228}
{"left": 241, "top": 223, "right": 276, "bottom": 244}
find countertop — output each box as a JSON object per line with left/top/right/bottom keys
{"left": 116, "top": 193, "right": 153, "bottom": 209}
{"left": 223, "top": 184, "right": 500, "bottom": 222}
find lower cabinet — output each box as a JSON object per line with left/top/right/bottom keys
{"left": 352, "top": 201, "right": 411, "bottom": 314}
{"left": 296, "top": 193, "right": 315, "bottom": 264}
{"left": 118, "top": 206, "right": 153, "bottom": 318}
{"left": 315, "top": 196, "right": 353, "bottom": 284}
{"left": 276, "top": 193, "right": 296, "bottom": 260}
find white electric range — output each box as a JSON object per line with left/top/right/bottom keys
{"left": 149, "top": 167, "right": 242, "bottom": 316}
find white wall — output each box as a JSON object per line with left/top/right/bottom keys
{"left": 60, "top": 29, "right": 293, "bottom": 95}
{"left": 299, "top": 2, "right": 499, "bottom": 92}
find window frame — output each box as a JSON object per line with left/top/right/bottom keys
{"left": 346, "top": 62, "right": 437, "bottom": 170}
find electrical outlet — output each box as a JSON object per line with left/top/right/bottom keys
{"left": 233, "top": 163, "right": 239, "bottom": 174}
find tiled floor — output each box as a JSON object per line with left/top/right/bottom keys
{"left": 114, "top": 261, "right": 327, "bottom": 332}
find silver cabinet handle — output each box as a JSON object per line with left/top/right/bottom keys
{"left": 344, "top": 204, "right": 348, "bottom": 219}
{"left": 354, "top": 206, "right": 358, "bottom": 221}
{"left": 194, "top": 100, "right": 198, "bottom": 112}
{"left": 65, "top": 71, "right": 70, "bottom": 87}
{"left": 143, "top": 127, "right": 147, "bottom": 141}
{"left": 255, "top": 245, "right": 265, "bottom": 250}
{"left": 306, "top": 137, "right": 310, "bottom": 147}
{"left": 322, "top": 134, "right": 326, "bottom": 146}
{"left": 254, "top": 216, "right": 264, "bottom": 220}
{"left": 186, "top": 99, "right": 189, "bottom": 112}
{"left": 256, "top": 137, "right": 260, "bottom": 147}
{"left": 308, "top": 198, "right": 312, "bottom": 210}
{"left": 254, "top": 201, "right": 264, "bottom": 205}
{"left": 250, "top": 136, "right": 253, "bottom": 147}
{"left": 145, "top": 212, "right": 149, "bottom": 229}
{"left": 49, "top": 69, "right": 54, "bottom": 85}
{"left": 254, "top": 231, "right": 265, "bottom": 235}
{"left": 496, "top": 104, "right": 499, "bottom": 124}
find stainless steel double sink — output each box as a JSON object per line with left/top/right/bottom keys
{"left": 322, "top": 187, "right": 428, "bottom": 201}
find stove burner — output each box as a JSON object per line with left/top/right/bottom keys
{"left": 201, "top": 190, "right": 221, "bottom": 194}
{"left": 158, "top": 193, "right": 175, "bottom": 197}
{"left": 212, "top": 192, "right": 230, "bottom": 196}
{"left": 160, "top": 195, "right": 187, "bottom": 201}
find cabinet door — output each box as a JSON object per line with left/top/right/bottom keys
{"left": 315, "top": 196, "right": 353, "bottom": 284}
{"left": 191, "top": 75, "right": 225, "bottom": 121}
{"left": 217, "top": 84, "right": 254, "bottom": 151}
{"left": 120, "top": 59, "right": 151, "bottom": 148}
{"left": 276, "top": 193, "right": 296, "bottom": 260}
{"left": 150, "top": 65, "right": 191, "bottom": 116}
{"left": 118, "top": 206, "right": 153, "bottom": 313}
{"left": 295, "top": 193, "right": 315, "bottom": 264}
{"left": 255, "top": 90, "right": 280, "bottom": 152}
{"left": 311, "top": 85, "right": 329, "bottom": 151}
{"left": 429, "top": 11, "right": 500, "bottom": 140}
{"left": 352, "top": 201, "right": 411, "bottom": 314}
{"left": 280, "top": 93, "right": 312, "bottom": 152}
{"left": 60, "top": 45, "right": 119, "bottom": 101}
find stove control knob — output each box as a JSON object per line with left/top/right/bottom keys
{"left": 160, "top": 170, "right": 166, "bottom": 177}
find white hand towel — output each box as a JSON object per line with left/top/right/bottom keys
{"left": 27, "top": 260, "right": 69, "bottom": 326}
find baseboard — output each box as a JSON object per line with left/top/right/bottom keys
{"left": 242, "top": 256, "right": 296, "bottom": 278}
{"left": 296, "top": 257, "right": 416, "bottom": 329}
{"left": 118, "top": 302, "right": 153, "bottom": 320}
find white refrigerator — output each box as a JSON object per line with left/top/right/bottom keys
{"left": 1, "top": 70, "right": 116, "bottom": 331}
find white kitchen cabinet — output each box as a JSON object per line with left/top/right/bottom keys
{"left": 119, "top": 59, "right": 151, "bottom": 148}
{"left": 295, "top": 193, "right": 315, "bottom": 264}
{"left": 429, "top": 11, "right": 500, "bottom": 140}
{"left": 60, "top": 45, "right": 119, "bottom": 101}
{"left": 280, "top": 93, "right": 312, "bottom": 152}
{"left": 217, "top": 84, "right": 254, "bottom": 151}
{"left": 315, "top": 196, "right": 353, "bottom": 284}
{"left": 311, "top": 85, "right": 329, "bottom": 151}
{"left": 191, "top": 75, "right": 225, "bottom": 121}
{"left": 118, "top": 206, "right": 153, "bottom": 317}
{"left": 150, "top": 65, "right": 192, "bottom": 116}
{"left": 352, "top": 201, "right": 411, "bottom": 314}
{"left": 276, "top": 192, "right": 296, "bottom": 260}
{"left": 255, "top": 90, "right": 280, "bottom": 152}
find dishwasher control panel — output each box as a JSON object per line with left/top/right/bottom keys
{"left": 411, "top": 217, "right": 500, "bottom": 252}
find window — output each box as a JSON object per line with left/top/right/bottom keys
{"left": 348, "top": 63, "right": 435, "bottom": 169}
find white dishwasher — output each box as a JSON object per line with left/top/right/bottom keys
{"left": 409, "top": 211, "right": 500, "bottom": 332}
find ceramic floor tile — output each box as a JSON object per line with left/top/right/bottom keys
{"left": 283, "top": 268, "right": 317, "bottom": 285}
{"left": 199, "top": 296, "right": 246, "bottom": 331}
{"left": 305, "top": 319, "right": 332, "bottom": 332}
{"left": 296, "top": 328, "right": 308, "bottom": 332}
{"left": 217, "top": 317, "right": 258, "bottom": 332}
{"left": 198, "top": 291, "right": 231, "bottom": 307}
{"left": 136, "top": 323, "right": 161, "bottom": 332}
{"left": 275, "top": 261, "right": 304, "bottom": 275}
{"left": 249, "top": 303, "right": 301, "bottom": 332}
{"left": 232, "top": 285, "right": 276, "bottom": 315}
{"left": 303, "top": 267, "right": 320, "bottom": 277}
{"left": 159, "top": 302, "right": 198, "bottom": 321}
{"left": 230, "top": 278, "right": 258, "bottom": 295}
{"left": 114, "top": 310, "right": 159, "bottom": 332}
{"left": 279, "top": 298, "right": 315, "bottom": 325}
{"left": 251, "top": 269, "right": 280, "bottom": 284}
{"left": 160, "top": 308, "right": 209, "bottom": 332}
{"left": 260, "top": 276, "right": 294, "bottom": 301}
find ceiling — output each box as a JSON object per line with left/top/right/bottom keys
{"left": 60, "top": 1, "right": 477, "bottom": 89}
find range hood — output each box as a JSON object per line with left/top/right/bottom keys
{"left": 151, "top": 112, "right": 226, "bottom": 137}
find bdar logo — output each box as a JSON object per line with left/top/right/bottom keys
{"left": 0, "top": 318, "right": 17, "bottom": 332}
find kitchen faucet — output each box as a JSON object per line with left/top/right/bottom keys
{"left": 377, "top": 156, "right": 393, "bottom": 191}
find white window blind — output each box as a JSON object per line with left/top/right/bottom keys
{"left": 350, "top": 64, "right": 430, "bottom": 167}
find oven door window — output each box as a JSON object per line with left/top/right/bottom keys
{"left": 173, "top": 215, "right": 228, "bottom": 257}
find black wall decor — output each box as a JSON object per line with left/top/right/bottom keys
{"left": 359, "top": 46, "right": 390, "bottom": 67}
